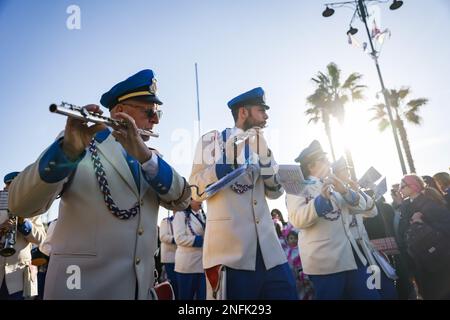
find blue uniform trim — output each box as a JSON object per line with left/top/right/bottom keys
{"left": 215, "top": 164, "right": 234, "bottom": 180}
{"left": 314, "top": 195, "right": 334, "bottom": 217}
{"left": 225, "top": 244, "right": 297, "bottom": 299}
{"left": 343, "top": 189, "right": 359, "bottom": 206}
{"left": 147, "top": 156, "right": 173, "bottom": 195}
{"left": 38, "top": 139, "right": 84, "bottom": 183}
{"left": 17, "top": 220, "right": 32, "bottom": 236}
{"left": 192, "top": 235, "right": 203, "bottom": 247}
{"left": 94, "top": 128, "right": 111, "bottom": 143}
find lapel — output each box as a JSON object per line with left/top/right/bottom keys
{"left": 95, "top": 132, "right": 139, "bottom": 198}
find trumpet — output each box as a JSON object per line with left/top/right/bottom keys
{"left": 49, "top": 102, "right": 159, "bottom": 138}
{"left": 0, "top": 216, "right": 17, "bottom": 257}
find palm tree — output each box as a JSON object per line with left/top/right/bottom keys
{"left": 305, "top": 62, "right": 367, "bottom": 179}
{"left": 369, "top": 87, "right": 428, "bottom": 173}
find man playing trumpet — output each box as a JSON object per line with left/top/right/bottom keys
{"left": 1, "top": 172, "right": 46, "bottom": 300}
{"left": 190, "top": 87, "right": 297, "bottom": 300}
{"left": 8, "top": 69, "right": 191, "bottom": 299}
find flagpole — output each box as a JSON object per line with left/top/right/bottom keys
{"left": 195, "top": 63, "right": 201, "bottom": 138}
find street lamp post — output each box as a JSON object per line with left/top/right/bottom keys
{"left": 322, "top": 0, "right": 408, "bottom": 175}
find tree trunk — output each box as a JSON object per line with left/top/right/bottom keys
{"left": 323, "top": 116, "right": 336, "bottom": 162}
{"left": 396, "top": 118, "right": 416, "bottom": 173}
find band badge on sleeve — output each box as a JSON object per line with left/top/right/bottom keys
{"left": 323, "top": 208, "right": 342, "bottom": 221}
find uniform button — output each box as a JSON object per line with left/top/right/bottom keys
{"left": 255, "top": 218, "right": 260, "bottom": 224}
{"left": 138, "top": 228, "right": 144, "bottom": 235}
{"left": 140, "top": 200, "right": 144, "bottom": 206}
{"left": 253, "top": 200, "right": 257, "bottom": 206}
{"left": 135, "top": 257, "right": 141, "bottom": 265}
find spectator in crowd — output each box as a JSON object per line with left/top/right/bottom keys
{"left": 398, "top": 174, "right": 450, "bottom": 299}
{"left": 433, "top": 172, "right": 450, "bottom": 210}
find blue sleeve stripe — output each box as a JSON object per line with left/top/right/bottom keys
{"left": 38, "top": 139, "right": 83, "bottom": 183}
{"left": 222, "top": 130, "right": 227, "bottom": 164}
{"left": 149, "top": 156, "right": 173, "bottom": 195}
{"left": 215, "top": 164, "right": 234, "bottom": 180}
{"left": 18, "top": 220, "right": 32, "bottom": 236}
{"left": 314, "top": 195, "right": 334, "bottom": 217}
{"left": 192, "top": 235, "right": 203, "bottom": 247}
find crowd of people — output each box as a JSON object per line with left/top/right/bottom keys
{"left": 1, "top": 68, "right": 449, "bottom": 300}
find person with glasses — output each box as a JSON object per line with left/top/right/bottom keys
{"left": 7, "top": 69, "right": 191, "bottom": 299}
{"left": 286, "top": 140, "right": 394, "bottom": 300}
{"left": 189, "top": 87, "right": 297, "bottom": 300}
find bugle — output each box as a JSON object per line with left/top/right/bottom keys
{"left": 49, "top": 102, "right": 159, "bottom": 138}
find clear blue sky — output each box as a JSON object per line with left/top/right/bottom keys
{"left": 1, "top": 0, "right": 449, "bottom": 222}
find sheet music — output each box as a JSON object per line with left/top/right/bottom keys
{"left": 277, "top": 165, "right": 306, "bottom": 195}
{"left": 374, "top": 177, "right": 387, "bottom": 201}
{"left": 358, "top": 166, "right": 382, "bottom": 189}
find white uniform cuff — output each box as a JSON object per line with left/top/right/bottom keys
{"left": 141, "top": 151, "right": 159, "bottom": 179}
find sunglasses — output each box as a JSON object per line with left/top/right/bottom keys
{"left": 120, "top": 102, "right": 163, "bottom": 120}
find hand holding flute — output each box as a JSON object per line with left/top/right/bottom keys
{"left": 51, "top": 102, "right": 160, "bottom": 163}
{"left": 321, "top": 174, "right": 349, "bottom": 199}
{"left": 62, "top": 104, "right": 107, "bottom": 161}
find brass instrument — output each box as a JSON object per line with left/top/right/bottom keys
{"left": 0, "top": 191, "right": 16, "bottom": 257}
{"left": 49, "top": 102, "right": 159, "bottom": 138}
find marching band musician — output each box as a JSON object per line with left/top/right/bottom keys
{"left": 1, "top": 172, "right": 46, "bottom": 300}
{"left": 331, "top": 156, "right": 398, "bottom": 299}
{"left": 159, "top": 213, "right": 178, "bottom": 299}
{"left": 286, "top": 141, "right": 396, "bottom": 299}
{"left": 173, "top": 199, "right": 206, "bottom": 300}
{"left": 189, "top": 87, "right": 297, "bottom": 300}
{"left": 8, "top": 69, "right": 191, "bottom": 299}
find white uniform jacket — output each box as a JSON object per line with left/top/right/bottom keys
{"left": 8, "top": 129, "right": 191, "bottom": 299}
{"left": 189, "top": 127, "right": 287, "bottom": 271}
{"left": 159, "top": 217, "right": 176, "bottom": 264}
{"left": 173, "top": 209, "right": 206, "bottom": 274}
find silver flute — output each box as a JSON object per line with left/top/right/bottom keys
{"left": 233, "top": 126, "right": 262, "bottom": 145}
{"left": 49, "top": 102, "right": 159, "bottom": 138}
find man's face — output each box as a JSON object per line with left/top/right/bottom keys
{"left": 309, "top": 156, "right": 331, "bottom": 179}
{"left": 115, "top": 100, "right": 161, "bottom": 141}
{"left": 243, "top": 105, "right": 268, "bottom": 130}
